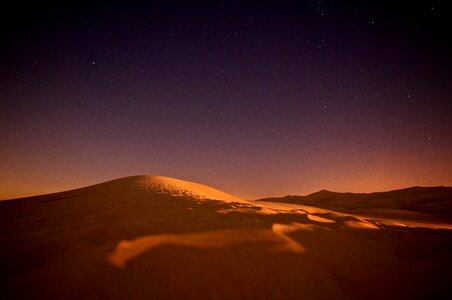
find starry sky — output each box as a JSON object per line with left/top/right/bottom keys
{"left": 1, "top": 0, "right": 451, "bottom": 200}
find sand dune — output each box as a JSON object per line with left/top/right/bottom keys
{"left": 60, "top": 175, "right": 250, "bottom": 204}
{"left": 258, "top": 186, "right": 452, "bottom": 214}
{"left": 1, "top": 176, "right": 451, "bottom": 299}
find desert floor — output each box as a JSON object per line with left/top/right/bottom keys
{"left": 1, "top": 176, "right": 451, "bottom": 299}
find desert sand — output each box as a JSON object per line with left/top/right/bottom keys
{"left": 1, "top": 175, "right": 451, "bottom": 299}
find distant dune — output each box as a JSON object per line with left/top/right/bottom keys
{"left": 258, "top": 186, "right": 452, "bottom": 214}
{"left": 1, "top": 176, "right": 451, "bottom": 299}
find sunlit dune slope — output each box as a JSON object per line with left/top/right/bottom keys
{"left": 258, "top": 186, "right": 452, "bottom": 214}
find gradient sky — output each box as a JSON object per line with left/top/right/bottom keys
{"left": 1, "top": 0, "right": 451, "bottom": 200}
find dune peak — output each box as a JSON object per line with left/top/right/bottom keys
{"left": 117, "top": 175, "right": 248, "bottom": 203}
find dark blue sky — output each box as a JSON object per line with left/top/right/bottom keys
{"left": 1, "top": 0, "right": 451, "bottom": 199}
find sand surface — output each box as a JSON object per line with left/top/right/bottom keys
{"left": 1, "top": 176, "right": 451, "bottom": 299}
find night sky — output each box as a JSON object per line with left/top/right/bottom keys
{"left": 1, "top": 0, "right": 451, "bottom": 199}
